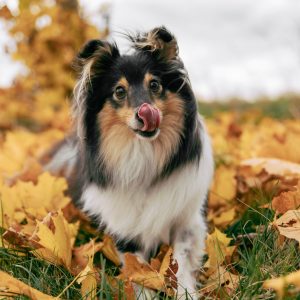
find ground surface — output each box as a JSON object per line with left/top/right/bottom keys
{"left": 1, "top": 97, "right": 300, "bottom": 299}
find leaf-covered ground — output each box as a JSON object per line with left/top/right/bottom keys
{"left": 1, "top": 96, "right": 300, "bottom": 299}
{"left": 1, "top": 1, "right": 300, "bottom": 299}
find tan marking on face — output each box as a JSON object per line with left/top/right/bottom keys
{"left": 115, "top": 77, "right": 129, "bottom": 90}
{"left": 153, "top": 93, "right": 185, "bottom": 169}
{"left": 98, "top": 102, "right": 136, "bottom": 167}
{"left": 144, "top": 73, "right": 154, "bottom": 88}
{"left": 143, "top": 73, "right": 162, "bottom": 94}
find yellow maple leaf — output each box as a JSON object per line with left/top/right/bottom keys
{"left": 205, "top": 228, "right": 235, "bottom": 271}
{"left": 30, "top": 211, "right": 79, "bottom": 270}
{"left": 0, "top": 172, "right": 71, "bottom": 230}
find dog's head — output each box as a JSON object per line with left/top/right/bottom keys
{"left": 73, "top": 27, "right": 199, "bottom": 186}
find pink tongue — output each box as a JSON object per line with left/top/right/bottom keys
{"left": 137, "top": 103, "right": 160, "bottom": 132}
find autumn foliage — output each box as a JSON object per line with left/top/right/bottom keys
{"left": 1, "top": 1, "right": 300, "bottom": 299}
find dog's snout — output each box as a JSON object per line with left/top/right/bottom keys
{"left": 136, "top": 103, "right": 161, "bottom": 132}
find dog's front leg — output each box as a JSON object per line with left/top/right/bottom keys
{"left": 173, "top": 214, "right": 207, "bottom": 300}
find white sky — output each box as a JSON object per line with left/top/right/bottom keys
{"left": 1, "top": 0, "right": 300, "bottom": 101}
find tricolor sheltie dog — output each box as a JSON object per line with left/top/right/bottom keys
{"left": 46, "top": 27, "right": 214, "bottom": 299}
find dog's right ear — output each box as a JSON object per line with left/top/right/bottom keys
{"left": 74, "top": 39, "right": 120, "bottom": 73}
{"left": 131, "top": 27, "right": 179, "bottom": 61}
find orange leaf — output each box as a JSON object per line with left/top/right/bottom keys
{"left": 272, "top": 187, "right": 300, "bottom": 215}
{"left": 101, "top": 235, "right": 121, "bottom": 266}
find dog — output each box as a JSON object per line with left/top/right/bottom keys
{"left": 45, "top": 26, "right": 214, "bottom": 298}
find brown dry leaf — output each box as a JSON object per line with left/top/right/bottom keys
{"left": 120, "top": 253, "right": 165, "bottom": 291}
{"left": 30, "top": 211, "right": 79, "bottom": 270}
{"left": 272, "top": 186, "right": 300, "bottom": 215}
{"left": 236, "top": 161, "right": 299, "bottom": 195}
{"left": 101, "top": 235, "right": 121, "bottom": 266}
{"left": 273, "top": 210, "right": 300, "bottom": 247}
{"left": 158, "top": 246, "right": 178, "bottom": 291}
{"left": 72, "top": 239, "right": 104, "bottom": 275}
{"left": 76, "top": 241, "right": 98, "bottom": 300}
{"left": 0, "top": 270, "right": 57, "bottom": 299}
{"left": 263, "top": 269, "right": 300, "bottom": 299}
{"left": 201, "top": 266, "right": 239, "bottom": 296}
{"left": 120, "top": 247, "right": 178, "bottom": 295}
{"left": 205, "top": 228, "right": 235, "bottom": 272}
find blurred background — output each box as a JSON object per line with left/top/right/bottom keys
{"left": 1, "top": 0, "right": 300, "bottom": 99}
{"left": 0, "top": 0, "right": 299, "bottom": 131}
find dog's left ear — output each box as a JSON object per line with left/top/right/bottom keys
{"left": 131, "top": 26, "right": 178, "bottom": 61}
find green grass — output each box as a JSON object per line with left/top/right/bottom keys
{"left": 2, "top": 194, "right": 300, "bottom": 299}
{"left": 228, "top": 191, "right": 300, "bottom": 300}
{"left": 198, "top": 94, "right": 300, "bottom": 120}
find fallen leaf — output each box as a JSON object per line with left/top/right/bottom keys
{"left": 0, "top": 270, "right": 57, "bottom": 299}
{"left": 101, "top": 235, "right": 121, "bottom": 266}
{"left": 209, "top": 166, "right": 236, "bottom": 208}
{"left": 0, "top": 172, "right": 71, "bottom": 230}
{"left": 205, "top": 228, "right": 235, "bottom": 272}
{"left": 30, "top": 211, "right": 79, "bottom": 270}
{"left": 236, "top": 162, "right": 299, "bottom": 195}
{"left": 119, "top": 246, "right": 178, "bottom": 295}
{"left": 263, "top": 269, "right": 300, "bottom": 299}
{"left": 272, "top": 186, "right": 300, "bottom": 215}
{"left": 201, "top": 266, "right": 239, "bottom": 296}
{"left": 273, "top": 210, "right": 300, "bottom": 247}
{"left": 72, "top": 239, "right": 104, "bottom": 275}
{"left": 120, "top": 253, "right": 165, "bottom": 291}
{"left": 76, "top": 241, "right": 98, "bottom": 300}
{"left": 240, "top": 158, "right": 300, "bottom": 177}
{"left": 209, "top": 208, "right": 236, "bottom": 228}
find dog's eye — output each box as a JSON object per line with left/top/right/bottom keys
{"left": 149, "top": 80, "right": 161, "bottom": 93}
{"left": 114, "top": 86, "right": 127, "bottom": 100}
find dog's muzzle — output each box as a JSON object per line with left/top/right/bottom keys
{"left": 133, "top": 103, "right": 161, "bottom": 138}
